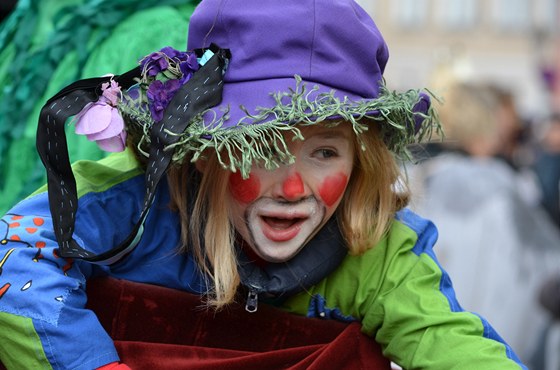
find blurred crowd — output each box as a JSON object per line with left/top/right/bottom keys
{"left": 2, "top": 1, "right": 560, "bottom": 369}
{"left": 408, "top": 77, "right": 560, "bottom": 368}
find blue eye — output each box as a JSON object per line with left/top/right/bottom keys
{"left": 316, "top": 149, "right": 337, "bottom": 158}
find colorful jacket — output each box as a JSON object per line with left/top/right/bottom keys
{"left": 0, "top": 151, "right": 526, "bottom": 369}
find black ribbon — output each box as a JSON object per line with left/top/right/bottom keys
{"left": 36, "top": 45, "right": 230, "bottom": 264}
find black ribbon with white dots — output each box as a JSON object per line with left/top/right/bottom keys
{"left": 36, "top": 44, "right": 230, "bottom": 265}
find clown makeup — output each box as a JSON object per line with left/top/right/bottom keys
{"left": 228, "top": 123, "right": 355, "bottom": 263}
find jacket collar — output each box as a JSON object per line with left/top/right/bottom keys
{"left": 236, "top": 216, "right": 348, "bottom": 302}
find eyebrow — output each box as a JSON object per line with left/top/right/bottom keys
{"left": 308, "top": 127, "right": 352, "bottom": 140}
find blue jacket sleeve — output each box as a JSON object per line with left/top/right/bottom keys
{"left": 0, "top": 193, "right": 120, "bottom": 369}
{"left": 0, "top": 160, "right": 207, "bottom": 369}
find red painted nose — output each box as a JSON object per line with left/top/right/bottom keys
{"left": 282, "top": 172, "right": 305, "bottom": 200}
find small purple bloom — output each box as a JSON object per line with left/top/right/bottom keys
{"left": 179, "top": 53, "right": 199, "bottom": 83}
{"left": 184, "top": 52, "right": 199, "bottom": 70}
{"left": 126, "top": 85, "right": 141, "bottom": 100}
{"left": 160, "top": 46, "right": 183, "bottom": 59}
{"left": 141, "top": 51, "right": 170, "bottom": 77}
{"left": 146, "top": 79, "right": 182, "bottom": 122}
{"left": 137, "top": 47, "right": 201, "bottom": 121}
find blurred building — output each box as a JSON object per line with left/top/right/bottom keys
{"left": 357, "top": 0, "right": 560, "bottom": 118}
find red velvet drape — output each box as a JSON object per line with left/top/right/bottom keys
{"left": 1, "top": 278, "right": 391, "bottom": 369}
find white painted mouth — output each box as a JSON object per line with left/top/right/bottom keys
{"left": 245, "top": 197, "right": 325, "bottom": 262}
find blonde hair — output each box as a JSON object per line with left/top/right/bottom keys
{"left": 340, "top": 123, "right": 409, "bottom": 255}
{"left": 167, "top": 122, "right": 408, "bottom": 308}
{"left": 437, "top": 83, "right": 502, "bottom": 156}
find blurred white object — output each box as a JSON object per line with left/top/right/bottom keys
{"left": 408, "top": 153, "right": 560, "bottom": 361}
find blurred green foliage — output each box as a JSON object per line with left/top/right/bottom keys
{"left": 0, "top": 0, "right": 199, "bottom": 214}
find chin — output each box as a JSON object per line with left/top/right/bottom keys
{"left": 244, "top": 197, "right": 326, "bottom": 263}
{"left": 253, "top": 244, "right": 304, "bottom": 263}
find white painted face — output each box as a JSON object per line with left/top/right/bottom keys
{"left": 227, "top": 124, "right": 355, "bottom": 262}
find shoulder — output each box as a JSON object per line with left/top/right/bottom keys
{"left": 340, "top": 209, "right": 441, "bottom": 291}
{"left": 325, "top": 209, "right": 439, "bottom": 285}
{"left": 8, "top": 150, "right": 151, "bottom": 255}
{"left": 418, "top": 155, "right": 519, "bottom": 194}
{"left": 17, "top": 150, "right": 145, "bottom": 215}
{"left": 392, "top": 208, "right": 439, "bottom": 256}
{"left": 293, "top": 210, "right": 441, "bottom": 311}
{"left": 28, "top": 149, "right": 144, "bottom": 200}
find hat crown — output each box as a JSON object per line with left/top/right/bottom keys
{"left": 187, "top": 0, "right": 388, "bottom": 99}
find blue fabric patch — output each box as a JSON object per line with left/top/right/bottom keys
{"left": 307, "top": 294, "right": 357, "bottom": 323}
{"left": 0, "top": 205, "right": 83, "bottom": 326}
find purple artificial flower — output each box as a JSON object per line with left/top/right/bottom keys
{"left": 94, "top": 130, "right": 128, "bottom": 152}
{"left": 160, "top": 46, "right": 184, "bottom": 59}
{"left": 141, "top": 51, "right": 170, "bottom": 77}
{"left": 136, "top": 47, "right": 201, "bottom": 122}
{"left": 146, "top": 79, "right": 182, "bottom": 122}
{"left": 141, "top": 47, "right": 200, "bottom": 83}
{"left": 179, "top": 52, "right": 199, "bottom": 83}
{"left": 74, "top": 79, "right": 127, "bottom": 152}
{"left": 101, "top": 80, "right": 121, "bottom": 105}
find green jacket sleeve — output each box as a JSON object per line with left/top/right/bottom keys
{"left": 281, "top": 210, "right": 526, "bottom": 369}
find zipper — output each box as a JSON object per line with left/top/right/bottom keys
{"left": 245, "top": 288, "right": 259, "bottom": 313}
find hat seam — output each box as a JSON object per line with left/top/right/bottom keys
{"left": 308, "top": 0, "right": 317, "bottom": 80}
{"left": 219, "top": 0, "right": 230, "bottom": 50}
{"left": 201, "top": 0, "right": 229, "bottom": 48}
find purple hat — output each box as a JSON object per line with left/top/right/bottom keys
{"left": 187, "top": 0, "right": 389, "bottom": 127}
{"left": 114, "top": 0, "right": 437, "bottom": 177}
{"left": 172, "top": 0, "right": 437, "bottom": 176}
{"left": 35, "top": 0, "right": 440, "bottom": 264}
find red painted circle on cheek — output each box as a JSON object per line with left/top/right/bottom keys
{"left": 229, "top": 172, "right": 261, "bottom": 204}
{"left": 282, "top": 173, "right": 304, "bottom": 198}
{"left": 319, "top": 173, "right": 349, "bottom": 207}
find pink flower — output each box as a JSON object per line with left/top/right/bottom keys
{"left": 74, "top": 80, "right": 127, "bottom": 152}
{"left": 101, "top": 80, "right": 121, "bottom": 105}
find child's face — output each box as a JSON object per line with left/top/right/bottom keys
{"left": 228, "top": 123, "right": 355, "bottom": 262}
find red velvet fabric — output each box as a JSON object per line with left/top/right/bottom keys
{"left": 86, "top": 277, "right": 391, "bottom": 369}
{"left": 0, "top": 278, "right": 391, "bottom": 369}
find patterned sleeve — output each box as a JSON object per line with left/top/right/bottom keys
{"left": 0, "top": 193, "right": 120, "bottom": 369}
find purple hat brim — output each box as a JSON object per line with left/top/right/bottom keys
{"left": 202, "top": 76, "right": 382, "bottom": 129}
